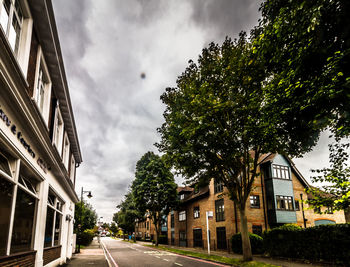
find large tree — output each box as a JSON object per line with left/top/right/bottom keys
{"left": 257, "top": 0, "right": 350, "bottom": 210}
{"left": 131, "top": 152, "right": 178, "bottom": 246}
{"left": 157, "top": 35, "right": 316, "bottom": 261}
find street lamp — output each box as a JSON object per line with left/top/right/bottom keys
{"left": 77, "top": 187, "right": 92, "bottom": 253}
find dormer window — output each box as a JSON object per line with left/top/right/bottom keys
{"left": 34, "top": 47, "right": 51, "bottom": 124}
{"left": 180, "top": 193, "right": 184, "bottom": 200}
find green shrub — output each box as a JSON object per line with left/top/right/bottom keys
{"left": 78, "top": 229, "right": 95, "bottom": 246}
{"left": 231, "top": 232, "right": 263, "bottom": 254}
{"left": 263, "top": 223, "right": 350, "bottom": 264}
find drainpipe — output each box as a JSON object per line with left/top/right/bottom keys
{"left": 300, "top": 194, "right": 307, "bottom": 228}
{"left": 261, "top": 171, "right": 268, "bottom": 231}
{"left": 234, "top": 202, "right": 238, "bottom": 233}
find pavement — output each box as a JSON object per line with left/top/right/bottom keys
{"left": 62, "top": 237, "right": 109, "bottom": 267}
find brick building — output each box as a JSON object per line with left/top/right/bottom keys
{"left": 164, "top": 153, "right": 345, "bottom": 251}
{"left": 0, "top": 0, "right": 82, "bottom": 266}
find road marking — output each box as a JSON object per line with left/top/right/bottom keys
{"left": 101, "top": 241, "right": 119, "bottom": 267}
{"left": 163, "top": 259, "right": 169, "bottom": 261}
{"left": 175, "top": 263, "right": 183, "bottom": 266}
{"left": 155, "top": 256, "right": 160, "bottom": 258}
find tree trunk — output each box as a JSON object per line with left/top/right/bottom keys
{"left": 154, "top": 221, "right": 160, "bottom": 246}
{"left": 239, "top": 208, "right": 252, "bottom": 261}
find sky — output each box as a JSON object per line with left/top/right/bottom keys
{"left": 52, "top": 0, "right": 333, "bottom": 223}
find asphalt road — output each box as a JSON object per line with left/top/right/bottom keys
{"left": 101, "top": 237, "right": 230, "bottom": 267}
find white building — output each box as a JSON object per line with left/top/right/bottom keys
{"left": 0, "top": 0, "right": 82, "bottom": 266}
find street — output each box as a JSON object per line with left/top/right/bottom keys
{"left": 100, "top": 237, "right": 230, "bottom": 267}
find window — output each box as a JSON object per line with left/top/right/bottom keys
{"left": 179, "top": 210, "right": 186, "bottom": 221}
{"left": 0, "top": 151, "right": 12, "bottom": 177}
{"left": 272, "top": 165, "right": 290, "bottom": 179}
{"left": 0, "top": 0, "right": 23, "bottom": 55}
{"left": 214, "top": 180, "right": 223, "bottom": 194}
{"left": 295, "top": 200, "right": 300, "bottom": 211}
{"left": 179, "top": 193, "right": 184, "bottom": 200}
{"left": 52, "top": 105, "right": 64, "bottom": 154}
{"left": 252, "top": 225, "right": 262, "bottom": 236}
{"left": 215, "top": 199, "right": 225, "bottom": 221}
{"left": 69, "top": 155, "right": 76, "bottom": 182}
{"left": 44, "top": 189, "right": 63, "bottom": 247}
{"left": 326, "top": 206, "right": 333, "bottom": 214}
{"left": 34, "top": 47, "right": 51, "bottom": 123}
{"left": 276, "top": 196, "right": 293, "bottom": 210}
{"left": 193, "top": 206, "right": 200, "bottom": 219}
{"left": 179, "top": 231, "right": 186, "bottom": 247}
{"left": 171, "top": 213, "right": 174, "bottom": 228}
{"left": 10, "top": 164, "right": 39, "bottom": 254}
{"left": 62, "top": 132, "right": 70, "bottom": 168}
{"left": 0, "top": 178, "right": 14, "bottom": 256}
{"left": 250, "top": 195, "right": 260, "bottom": 209}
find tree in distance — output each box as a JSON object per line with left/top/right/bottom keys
{"left": 74, "top": 201, "right": 98, "bottom": 233}
{"left": 132, "top": 151, "right": 178, "bottom": 246}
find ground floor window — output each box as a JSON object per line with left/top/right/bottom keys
{"left": 216, "top": 227, "right": 227, "bottom": 250}
{"left": 179, "top": 231, "right": 186, "bottom": 247}
{"left": 44, "top": 189, "right": 63, "bottom": 247}
{"left": 0, "top": 151, "right": 40, "bottom": 256}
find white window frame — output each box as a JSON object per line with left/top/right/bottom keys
{"left": 69, "top": 155, "right": 75, "bottom": 182}
{"left": 0, "top": 0, "right": 32, "bottom": 75}
{"left": 179, "top": 210, "right": 186, "bottom": 221}
{"left": 62, "top": 132, "right": 70, "bottom": 168}
{"left": 33, "top": 46, "right": 52, "bottom": 125}
{"left": 46, "top": 188, "right": 64, "bottom": 247}
{"left": 52, "top": 104, "right": 64, "bottom": 155}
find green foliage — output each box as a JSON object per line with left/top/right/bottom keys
{"left": 79, "top": 229, "right": 95, "bottom": 246}
{"left": 231, "top": 232, "right": 263, "bottom": 255}
{"left": 109, "top": 222, "right": 118, "bottom": 234}
{"left": 263, "top": 223, "right": 350, "bottom": 264}
{"left": 114, "top": 191, "right": 140, "bottom": 234}
{"left": 74, "top": 201, "right": 98, "bottom": 233}
{"left": 132, "top": 152, "right": 178, "bottom": 246}
{"left": 307, "top": 140, "right": 350, "bottom": 211}
{"left": 258, "top": 0, "right": 350, "bottom": 139}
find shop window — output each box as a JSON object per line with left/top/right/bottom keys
{"left": 0, "top": 178, "right": 14, "bottom": 256}
{"left": 44, "top": 189, "right": 63, "bottom": 247}
{"left": 0, "top": 152, "right": 12, "bottom": 177}
{"left": 272, "top": 165, "right": 290, "bottom": 179}
{"left": 10, "top": 188, "right": 37, "bottom": 253}
{"left": 214, "top": 180, "right": 223, "bottom": 194}
{"left": 276, "top": 196, "right": 293, "bottom": 210}
{"left": 250, "top": 195, "right": 260, "bottom": 209}
{"left": 193, "top": 206, "right": 200, "bottom": 219}
{"left": 179, "top": 210, "right": 186, "bottom": 221}
{"left": 215, "top": 199, "right": 225, "bottom": 222}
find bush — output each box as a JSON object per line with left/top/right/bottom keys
{"left": 231, "top": 232, "right": 263, "bottom": 254}
{"left": 78, "top": 229, "right": 95, "bottom": 246}
{"left": 263, "top": 223, "right": 350, "bottom": 264}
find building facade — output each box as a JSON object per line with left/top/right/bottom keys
{"left": 165, "top": 154, "right": 345, "bottom": 251}
{"left": 0, "top": 0, "right": 82, "bottom": 266}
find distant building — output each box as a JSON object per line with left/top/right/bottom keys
{"left": 0, "top": 0, "right": 82, "bottom": 266}
{"left": 136, "top": 154, "right": 346, "bottom": 250}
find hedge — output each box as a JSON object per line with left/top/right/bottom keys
{"left": 78, "top": 229, "right": 95, "bottom": 246}
{"left": 231, "top": 232, "right": 263, "bottom": 254}
{"left": 263, "top": 223, "right": 350, "bottom": 264}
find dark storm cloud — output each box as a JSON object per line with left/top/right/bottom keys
{"left": 52, "top": 0, "right": 333, "bottom": 223}
{"left": 190, "top": 0, "right": 262, "bottom": 42}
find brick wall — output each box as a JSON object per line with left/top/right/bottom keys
{"left": 43, "top": 246, "right": 61, "bottom": 266}
{"left": 0, "top": 251, "right": 36, "bottom": 267}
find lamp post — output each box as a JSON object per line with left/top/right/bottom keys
{"left": 77, "top": 187, "right": 92, "bottom": 253}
